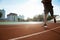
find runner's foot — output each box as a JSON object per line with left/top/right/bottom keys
{"left": 43, "top": 24, "right": 48, "bottom": 30}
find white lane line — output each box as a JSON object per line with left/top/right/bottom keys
{"left": 9, "top": 26, "right": 60, "bottom": 40}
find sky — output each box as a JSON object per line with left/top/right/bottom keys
{"left": 0, "top": 0, "right": 60, "bottom": 19}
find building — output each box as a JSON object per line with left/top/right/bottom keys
{"left": 0, "top": 9, "right": 5, "bottom": 19}
{"left": 7, "top": 13, "right": 18, "bottom": 22}
{"left": 18, "top": 15, "right": 24, "bottom": 19}
{"left": 0, "top": 9, "right": 7, "bottom": 22}
{"left": 18, "top": 15, "right": 24, "bottom": 21}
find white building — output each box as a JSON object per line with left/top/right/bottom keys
{"left": 7, "top": 13, "right": 18, "bottom": 22}
{"left": 18, "top": 15, "right": 24, "bottom": 21}
{"left": 0, "top": 9, "right": 5, "bottom": 19}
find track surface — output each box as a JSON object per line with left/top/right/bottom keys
{"left": 0, "top": 23, "right": 60, "bottom": 40}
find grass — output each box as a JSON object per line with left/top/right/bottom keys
{"left": 0, "top": 22, "right": 43, "bottom": 25}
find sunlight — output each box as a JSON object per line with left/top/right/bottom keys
{"left": 30, "top": 0, "right": 38, "bottom": 2}
{"left": 0, "top": 0, "right": 60, "bottom": 19}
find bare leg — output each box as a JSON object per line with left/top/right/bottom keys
{"left": 54, "top": 17, "right": 56, "bottom": 23}
{"left": 42, "top": 13, "right": 48, "bottom": 30}
{"left": 51, "top": 16, "right": 56, "bottom": 23}
{"left": 44, "top": 13, "right": 47, "bottom": 25}
{"left": 50, "top": 8, "right": 56, "bottom": 23}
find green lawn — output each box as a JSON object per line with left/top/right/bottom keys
{"left": 0, "top": 22, "right": 43, "bottom": 25}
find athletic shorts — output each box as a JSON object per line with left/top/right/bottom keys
{"left": 44, "top": 6, "right": 54, "bottom": 17}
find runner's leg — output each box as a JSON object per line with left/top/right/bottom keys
{"left": 44, "top": 9, "right": 48, "bottom": 26}
{"left": 50, "top": 8, "right": 56, "bottom": 23}
{"left": 44, "top": 13, "right": 47, "bottom": 26}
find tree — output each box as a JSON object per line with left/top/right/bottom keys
{"left": 0, "top": 12, "right": 2, "bottom": 18}
{"left": 26, "top": 18, "right": 33, "bottom": 21}
{"left": 33, "top": 15, "right": 44, "bottom": 21}
{"left": 37, "top": 15, "right": 43, "bottom": 21}
{"left": 18, "top": 18, "right": 25, "bottom": 22}
{"left": 47, "top": 15, "right": 52, "bottom": 20}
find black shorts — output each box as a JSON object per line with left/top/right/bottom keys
{"left": 44, "top": 6, "right": 54, "bottom": 17}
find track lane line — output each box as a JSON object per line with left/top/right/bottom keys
{"left": 9, "top": 26, "right": 60, "bottom": 40}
